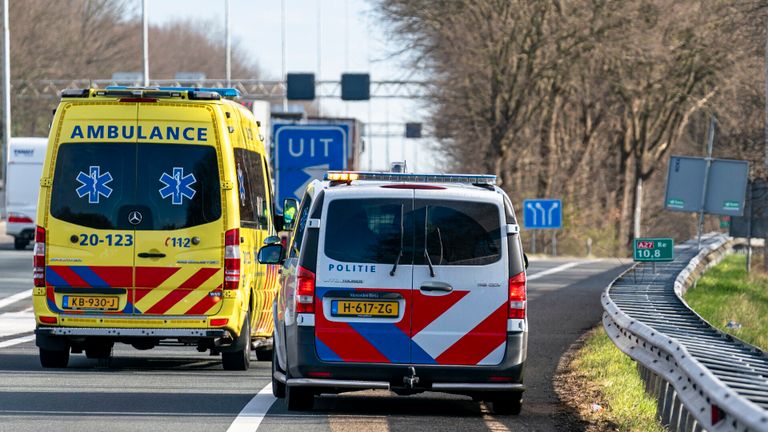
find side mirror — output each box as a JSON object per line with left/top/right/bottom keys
{"left": 258, "top": 243, "right": 285, "bottom": 264}
{"left": 523, "top": 253, "right": 529, "bottom": 270}
{"left": 282, "top": 198, "right": 299, "bottom": 230}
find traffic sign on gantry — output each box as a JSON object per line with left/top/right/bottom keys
{"left": 633, "top": 237, "right": 674, "bottom": 262}
{"left": 273, "top": 124, "right": 349, "bottom": 211}
{"left": 523, "top": 199, "right": 562, "bottom": 229}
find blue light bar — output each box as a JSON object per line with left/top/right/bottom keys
{"left": 325, "top": 171, "right": 496, "bottom": 185}
{"left": 105, "top": 86, "right": 240, "bottom": 98}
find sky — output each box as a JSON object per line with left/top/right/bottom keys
{"left": 145, "top": 0, "right": 436, "bottom": 172}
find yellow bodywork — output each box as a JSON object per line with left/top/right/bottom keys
{"left": 33, "top": 89, "right": 279, "bottom": 341}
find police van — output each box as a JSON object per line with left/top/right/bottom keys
{"left": 259, "top": 168, "right": 529, "bottom": 414}
{"left": 33, "top": 87, "right": 280, "bottom": 370}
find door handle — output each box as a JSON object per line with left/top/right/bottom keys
{"left": 138, "top": 252, "right": 166, "bottom": 258}
{"left": 420, "top": 281, "right": 453, "bottom": 292}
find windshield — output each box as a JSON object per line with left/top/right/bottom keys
{"left": 50, "top": 143, "right": 221, "bottom": 230}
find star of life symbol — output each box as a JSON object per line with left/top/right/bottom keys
{"left": 75, "top": 166, "right": 113, "bottom": 204}
{"left": 237, "top": 164, "right": 246, "bottom": 204}
{"left": 159, "top": 167, "right": 197, "bottom": 205}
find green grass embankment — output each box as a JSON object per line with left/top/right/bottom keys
{"left": 560, "top": 327, "right": 666, "bottom": 431}
{"left": 684, "top": 254, "right": 768, "bottom": 350}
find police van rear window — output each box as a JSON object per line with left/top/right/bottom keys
{"left": 324, "top": 198, "right": 415, "bottom": 264}
{"left": 50, "top": 143, "right": 221, "bottom": 230}
{"left": 416, "top": 200, "right": 502, "bottom": 266}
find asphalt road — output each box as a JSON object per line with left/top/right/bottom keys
{"left": 0, "top": 243, "right": 629, "bottom": 432}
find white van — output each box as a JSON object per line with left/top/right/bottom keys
{"left": 259, "top": 169, "right": 529, "bottom": 414}
{"left": 5, "top": 137, "right": 47, "bottom": 249}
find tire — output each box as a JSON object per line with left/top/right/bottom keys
{"left": 491, "top": 392, "right": 523, "bottom": 415}
{"left": 272, "top": 352, "right": 286, "bottom": 398}
{"left": 222, "top": 313, "right": 251, "bottom": 371}
{"left": 255, "top": 348, "right": 273, "bottom": 361}
{"left": 39, "top": 348, "right": 69, "bottom": 368}
{"left": 13, "top": 237, "right": 28, "bottom": 250}
{"left": 286, "top": 385, "right": 314, "bottom": 411}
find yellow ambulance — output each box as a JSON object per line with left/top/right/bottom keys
{"left": 32, "top": 87, "right": 280, "bottom": 370}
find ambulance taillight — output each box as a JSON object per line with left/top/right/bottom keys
{"left": 224, "top": 228, "right": 241, "bottom": 290}
{"left": 508, "top": 271, "right": 526, "bottom": 319}
{"left": 33, "top": 226, "right": 46, "bottom": 287}
{"left": 296, "top": 266, "right": 316, "bottom": 313}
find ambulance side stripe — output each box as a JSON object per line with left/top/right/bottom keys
{"left": 184, "top": 285, "right": 223, "bottom": 315}
{"left": 144, "top": 268, "right": 219, "bottom": 314}
{"left": 47, "top": 266, "right": 88, "bottom": 287}
{"left": 70, "top": 266, "right": 109, "bottom": 288}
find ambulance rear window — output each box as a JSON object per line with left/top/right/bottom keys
{"left": 50, "top": 143, "right": 136, "bottom": 229}
{"left": 50, "top": 143, "right": 220, "bottom": 230}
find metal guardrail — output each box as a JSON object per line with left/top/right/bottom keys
{"left": 602, "top": 234, "right": 768, "bottom": 432}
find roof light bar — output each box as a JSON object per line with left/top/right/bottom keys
{"left": 60, "top": 88, "right": 90, "bottom": 98}
{"left": 105, "top": 86, "right": 239, "bottom": 99}
{"left": 325, "top": 171, "right": 496, "bottom": 185}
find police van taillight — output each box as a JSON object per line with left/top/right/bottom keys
{"left": 33, "top": 226, "right": 46, "bottom": 287}
{"left": 224, "top": 229, "right": 240, "bottom": 290}
{"left": 296, "top": 266, "right": 316, "bottom": 314}
{"left": 508, "top": 271, "right": 526, "bottom": 319}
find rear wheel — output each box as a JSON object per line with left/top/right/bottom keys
{"left": 222, "top": 313, "right": 251, "bottom": 371}
{"left": 271, "top": 352, "right": 286, "bottom": 398}
{"left": 39, "top": 348, "right": 69, "bottom": 368}
{"left": 286, "top": 385, "right": 314, "bottom": 411}
{"left": 13, "top": 237, "right": 28, "bottom": 250}
{"left": 491, "top": 392, "right": 523, "bottom": 415}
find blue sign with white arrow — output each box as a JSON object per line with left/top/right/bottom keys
{"left": 273, "top": 124, "right": 349, "bottom": 211}
{"left": 523, "top": 199, "right": 562, "bottom": 229}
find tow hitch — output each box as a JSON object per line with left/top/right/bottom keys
{"left": 403, "top": 366, "right": 419, "bottom": 388}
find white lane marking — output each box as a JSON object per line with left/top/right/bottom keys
{"left": 226, "top": 382, "right": 277, "bottom": 432}
{"left": 0, "top": 289, "right": 32, "bottom": 309}
{"left": 0, "top": 334, "right": 35, "bottom": 348}
{"left": 527, "top": 260, "right": 599, "bottom": 281}
{"left": 0, "top": 310, "right": 35, "bottom": 337}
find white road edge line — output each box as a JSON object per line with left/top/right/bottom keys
{"left": 0, "top": 334, "right": 35, "bottom": 348}
{"left": 0, "top": 289, "right": 32, "bottom": 309}
{"left": 226, "top": 382, "right": 276, "bottom": 432}
{"left": 527, "top": 260, "right": 600, "bottom": 281}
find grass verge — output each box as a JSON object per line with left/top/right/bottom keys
{"left": 556, "top": 327, "right": 666, "bottom": 432}
{"left": 684, "top": 254, "right": 768, "bottom": 350}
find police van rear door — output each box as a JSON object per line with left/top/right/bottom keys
{"left": 410, "top": 191, "right": 508, "bottom": 366}
{"left": 314, "top": 188, "right": 415, "bottom": 364}
{"left": 130, "top": 104, "right": 225, "bottom": 318}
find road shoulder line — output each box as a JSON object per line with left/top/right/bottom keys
{"left": 528, "top": 260, "right": 600, "bottom": 281}
{"left": 226, "top": 382, "right": 277, "bottom": 432}
{"left": 0, "top": 289, "right": 32, "bottom": 309}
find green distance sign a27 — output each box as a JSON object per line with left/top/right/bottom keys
{"left": 633, "top": 238, "right": 675, "bottom": 262}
